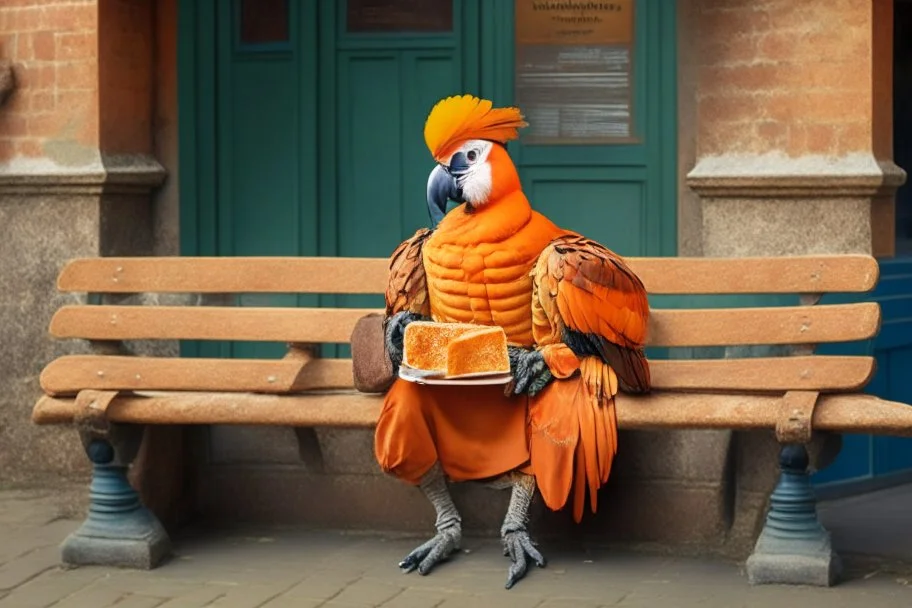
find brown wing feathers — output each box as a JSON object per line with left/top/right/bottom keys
{"left": 385, "top": 228, "right": 433, "bottom": 318}
{"left": 544, "top": 234, "right": 651, "bottom": 393}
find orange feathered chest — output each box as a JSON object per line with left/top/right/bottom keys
{"left": 421, "top": 193, "right": 563, "bottom": 346}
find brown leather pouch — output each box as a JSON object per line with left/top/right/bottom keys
{"left": 350, "top": 313, "right": 395, "bottom": 393}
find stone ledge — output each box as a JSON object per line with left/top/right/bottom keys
{"left": 687, "top": 152, "right": 906, "bottom": 198}
{"left": 0, "top": 153, "right": 166, "bottom": 195}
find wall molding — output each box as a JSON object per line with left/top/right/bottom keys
{"left": 0, "top": 153, "right": 166, "bottom": 196}
{"left": 687, "top": 153, "right": 907, "bottom": 199}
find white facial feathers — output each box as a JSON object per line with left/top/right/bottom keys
{"left": 454, "top": 139, "right": 493, "bottom": 206}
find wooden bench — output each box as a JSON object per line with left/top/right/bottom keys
{"left": 32, "top": 254, "right": 912, "bottom": 585}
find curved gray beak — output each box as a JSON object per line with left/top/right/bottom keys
{"left": 426, "top": 164, "right": 463, "bottom": 227}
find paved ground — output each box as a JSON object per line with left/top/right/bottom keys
{"left": 1, "top": 485, "right": 912, "bottom": 607}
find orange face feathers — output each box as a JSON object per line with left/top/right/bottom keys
{"left": 423, "top": 94, "right": 528, "bottom": 163}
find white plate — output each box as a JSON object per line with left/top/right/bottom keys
{"left": 398, "top": 367, "right": 512, "bottom": 386}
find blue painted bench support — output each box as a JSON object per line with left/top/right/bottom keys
{"left": 746, "top": 443, "right": 841, "bottom": 585}
{"left": 61, "top": 425, "right": 170, "bottom": 569}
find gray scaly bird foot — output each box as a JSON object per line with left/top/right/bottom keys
{"left": 398, "top": 524, "right": 461, "bottom": 575}
{"left": 502, "top": 528, "right": 546, "bottom": 589}
{"left": 500, "top": 471, "right": 546, "bottom": 589}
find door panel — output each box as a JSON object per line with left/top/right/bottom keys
{"left": 336, "top": 53, "right": 406, "bottom": 259}
{"left": 327, "top": 1, "right": 480, "bottom": 354}
{"left": 527, "top": 175, "right": 647, "bottom": 257}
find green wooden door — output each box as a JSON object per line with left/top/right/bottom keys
{"left": 179, "top": 1, "right": 677, "bottom": 339}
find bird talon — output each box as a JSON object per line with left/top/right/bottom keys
{"left": 502, "top": 529, "right": 546, "bottom": 589}
{"left": 398, "top": 527, "right": 461, "bottom": 576}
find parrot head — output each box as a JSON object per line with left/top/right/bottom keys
{"left": 423, "top": 95, "right": 528, "bottom": 226}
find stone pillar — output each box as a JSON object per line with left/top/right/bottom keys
{"left": 0, "top": 1, "right": 165, "bottom": 494}
{"left": 678, "top": 0, "right": 905, "bottom": 558}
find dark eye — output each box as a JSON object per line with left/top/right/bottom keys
{"left": 466, "top": 149, "right": 478, "bottom": 162}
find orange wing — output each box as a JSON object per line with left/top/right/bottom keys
{"left": 532, "top": 233, "right": 651, "bottom": 393}
{"left": 385, "top": 228, "right": 433, "bottom": 318}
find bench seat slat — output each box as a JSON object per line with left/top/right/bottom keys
{"left": 56, "top": 255, "right": 879, "bottom": 296}
{"left": 49, "top": 302, "right": 881, "bottom": 347}
{"left": 31, "top": 392, "right": 912, "bottom": 437}
{"left": 39, "top": 356, "right": 354, "bottom": 396}
{"left": 39, "top": 354, "right": 876, "bottom": 396}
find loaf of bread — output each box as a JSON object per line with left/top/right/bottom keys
{"left": 403, "top": 321, "right": 510, "bottom": 378}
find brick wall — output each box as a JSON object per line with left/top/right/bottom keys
{"left": 0, "top": 0, "right": 99, "bottom": 164}
{"left": 696, "top": 0, "right": 879, "bottom": 157}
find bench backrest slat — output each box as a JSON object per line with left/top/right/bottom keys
{"left": 39, "top": 353, "right": 875, "bottom": 396}
{"left": 56, "top": 255, "right": 879, "bottom": 295}
{"left": 49, "top": 302, "right": 881, "bottom": 347}
{"left": 40, "top": 356, "right": 354, "bottom": 396}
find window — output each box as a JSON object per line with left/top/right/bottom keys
{"left": 346, "top": 0, "right": 453, "bottom": 33}
{"left": 238, "top": 0, "right": 290, "bottom": 47}
{"left": 515, "top": 0, "right": 636, "bottom": 144}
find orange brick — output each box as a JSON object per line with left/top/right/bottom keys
{"left": 15, "top": 138, "right": 43, "bottom": 157}
{"left": 777, "top": 61, "right": 868, "bottom": 93}
{"left": 756, "top": 120, "right": 788, "bottom": 148}
{"left": 15, "top": 33, "right": 32, "bottom": 61}
{"left": 0, "top": 139, "right": 14, "bottom": 162}
{"left": 8, "top": 7, "right": 38, "bottom": 32}
{"left": 698, "top": 93, "right": 767, "bottom": 125}
{"left": 701, "top": 0, "right": 775, "bottom": 13}
{"left": 790, "top": 123, "right": 837, "bottom": 155}
{"left": 700, "top": 5, "right": 771, "bottom": 37}
{"left": 803, "top": 30, "right": 870, "bottom": 63}
{"left": 32, "top": 30, "right": 55, "bottom": 61}
{"left": 698, "top": 35, "right": 761, "bottom": 67}
{"left": 836, "top": 122, "right": 871, "bottom": 152}
{"left": 29, "top": 90, "right": 55, "bottom": 112}
{"left": 36, "top": 4, "right": 96, "bottom": 32}
{"left": 55, "top": 88, "right": 95, "bottom": 111}
{"left": 56, "top": 61, "right": 97, "bottom": 89}
{"left": 16, "top": 64, "right": 54, "bottom": 90}
{"left": 765, "top": 1, "right": 824, "bottom": 33}
{"left": 700, "top": 63, "right": 780, "bottom": 94}
{"left": 699, "top": 120, "right": 761, "bottom": 155}
{"left": 27, "top": 111, "right": 68, "bottom": 138}
{"left": 806, "top": 91, "right": 867, "bottom": 123}
{"left": 56, "top": 31, "right": 96, "bottom": 60}
{"left": 0, "top": 113, "right": 27, "bottom": 137}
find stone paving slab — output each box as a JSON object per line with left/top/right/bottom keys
{"left": 0, "top": 488, "right": 911, "bottom": 607}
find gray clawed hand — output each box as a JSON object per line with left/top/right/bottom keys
{"left": 504, "top": 346, "right": 554, "bottom": 398}
{"left": 384, "top": 311, "right": 425, "bottom": 369}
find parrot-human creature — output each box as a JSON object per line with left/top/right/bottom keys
{"left": 374, "top": 94, "right": 651, "bottom": 590}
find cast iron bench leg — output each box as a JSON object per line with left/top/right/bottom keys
{"left": 746, "top": 443, "right": 842, "bottom": 586}
{"left": 61, "top": 425, "right": 171, "bottom": 569}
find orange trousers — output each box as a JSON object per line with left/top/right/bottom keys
{"left": 374, "top": 378, "right": 531, "bottom": 484}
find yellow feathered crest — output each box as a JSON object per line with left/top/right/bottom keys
{"left": 423, "top": 94, "right": 528, "bottom": 163}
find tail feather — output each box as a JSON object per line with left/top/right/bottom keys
{"left": 528, "top": 382, "right": 578, "bottom": 513}
{"left": 572, "top": 439, "right": 587, "bottom": 523}
{"left": 576, "top": 382, "right": 600, "bottom": 515}
{"left": 528, "top": 357, "right": 620, "bottom": 523}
